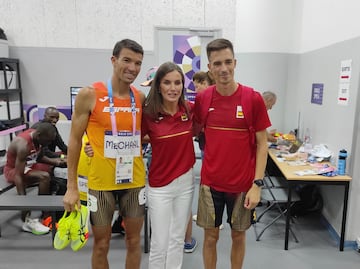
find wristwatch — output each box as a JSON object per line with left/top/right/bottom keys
{"left": 253, "top": 179, "right": 264, "bottom": 187}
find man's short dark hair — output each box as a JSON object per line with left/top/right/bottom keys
{"left": 112, "top": 39, "right": 144, "bottom": 58}
{"left": 35, "top": 121, "right": 56, "bottom": 137}
{"left": 206, "top": 38, "right": 234, "bottom": 59}
{"left": 44, "top": 106, "right": 58, "bottom": 115}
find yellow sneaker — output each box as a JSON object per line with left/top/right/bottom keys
{"left": 53, "top": 211, "right": 72, "bottom": 250}
{"left": 70, "top": 205, "right": 89, "bottom": 251}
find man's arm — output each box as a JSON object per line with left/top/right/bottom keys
{"left": 12, "top": 140, "right": 30, "bottom": 195}
{"left": 54, "top": 128, "right": 68, "bottom": 154}
{"left": 266, "top": 130, "right": 277, "bottom": 143}
{"left": 39, "top": 154, "right": 67, "bottom": 167}
{"left": 39, "top": 146, "right": 60, "bottom": 158}
{"left": 36, "top": 146, "right": 66, "bottom": 167}
{"left": 244, "top": 129, "right": 268, "bottom": 209}
{"left": 63, "top": 86, "right": 95, "bottom": 212}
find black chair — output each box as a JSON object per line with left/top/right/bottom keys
{"left": 253, "top": 175, "right": 300, "bottom": 242}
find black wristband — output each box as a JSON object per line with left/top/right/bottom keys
{"left": 253, "top": 179, "right": 264, "bottom": 187}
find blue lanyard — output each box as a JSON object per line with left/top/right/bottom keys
{"left": 107, "top": 79, "right": 137, "bottom": 136}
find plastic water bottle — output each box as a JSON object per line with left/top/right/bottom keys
{"left": 337, "top": 149, "right": 348, "bottom": 175}
{"left": 304, "top": 128, "right": 311, "bottom": 144}
{"left": 304, "top": 128, "right": 312, "bottom": 152}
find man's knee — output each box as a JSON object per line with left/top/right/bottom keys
{"left": 125, "top": 220, "right": 142, "bottom": 245}
{"left": 204, "top": 228, "right": 220, "bottom": 246}
{"left": 93, "top": 237, "right": 111, "bottom": 254}
{"left": 126, "top": 234, "right": 141, "bottom": 250}
{"left": 231, "top": 230, "right": 246, "bottom": 244}
{"left": 38, "top": 171, "right": 51, "bottom": 182}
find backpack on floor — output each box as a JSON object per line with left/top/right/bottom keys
{"left": 291, "top": 184, "right": 323, "bottom": 217}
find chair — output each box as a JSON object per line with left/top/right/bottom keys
{"left": 253, "top": 175, "right": 300, "bottom": 242}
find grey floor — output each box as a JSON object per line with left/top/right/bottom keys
{"left": 1, "top": 170, "right": 360, "bottom": 268}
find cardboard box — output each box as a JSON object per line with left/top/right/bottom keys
{"left": 0, "top": 100, "right": 21, "bottom": 120}
{"left": 0, "top": 70, "right": 17, "bottom": 89}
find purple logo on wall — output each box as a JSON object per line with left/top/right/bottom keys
{"left": 173, "top": 35, "right": 201, "bottom": 103}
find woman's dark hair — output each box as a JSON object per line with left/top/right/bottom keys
{"left": 144, "top": 62, "right": 190, "bottom": 120}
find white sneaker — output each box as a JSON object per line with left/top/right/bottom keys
{"left": 22, "top": 218, "right": 50, "bottom": 235}
{"left": 192, "top": 214, "right": 197, "bottom": 221}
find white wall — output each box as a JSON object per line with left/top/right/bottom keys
{"left": 235, "top": 0, "right": 299, "bottom": 53}
{"left": 294, "top": 0, "right": 360, "bottom": 243}
{"left": 2, "top": 0, "right": 360, "bottom": 54}
{"left": 299, "top": 0, "right": 360, "bottom": 53}
{"left": 0, "top": 0, "right": 236, "bottom": 51}
{"left": 284, "top": 39, "right": 360, "bottom": 242}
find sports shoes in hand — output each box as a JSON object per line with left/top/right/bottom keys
{"left": 22, "top": 218, "right": 50, "bottom": 235}
{"left": 53, "top": 211, "right": 72, "bottom": 250}
{"left": 70, "top": 205, "right": 89, "bottom": 251}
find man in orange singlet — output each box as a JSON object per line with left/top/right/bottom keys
{"left": 64, "top": 39, "right": 146, "bottom": 269}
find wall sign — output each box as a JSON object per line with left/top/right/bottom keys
{"left": 338, "top": 59, "right": 352, "bottom": 106}
{"left": 311, "top": 83, "right": 324, "bottom": 105}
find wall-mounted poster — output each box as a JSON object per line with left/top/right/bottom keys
{"left": 338, "top": 59, "right": 352, "bottom": 106}
{"left": 173, "top": 35, "right": 201, "bottom": 102}
{"left": 311, "top": 83, "right": 324, "bottom": 105}
{"left": 338, "top": 83, "right": 350, "bottom": 106}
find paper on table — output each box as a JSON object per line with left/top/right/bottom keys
{"left": 294, "top": 164, "right": 336, "bottom": 176}
{"left": 287, "top": 160, "right": 307, "bottom": 166}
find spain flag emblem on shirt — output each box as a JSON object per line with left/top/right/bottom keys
{"left": 236, "top": 105, "right": 244, "bottom": 118}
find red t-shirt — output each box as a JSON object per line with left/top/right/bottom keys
{"left": 142, "top": 102, "right": 195, "bottom": 187}
{"left": 196, "top": 84, "right": 271, "bottom": 193}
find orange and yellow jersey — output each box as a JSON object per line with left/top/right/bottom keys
{"left": 86, "top": 82, "right": 146, "bottom": 191}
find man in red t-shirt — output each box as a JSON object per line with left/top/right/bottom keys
{"left": 194, "top": 38, "right": 271, "bottom": 269}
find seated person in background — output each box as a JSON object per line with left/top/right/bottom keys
{"left": 32, "top": 106, "right": 67, "bottom": 168}
{"left": 262, "top": 91, "right": 278, "bottom": 143}
{"left": 3, "top": 121, "right": 56, "bottom": 235}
